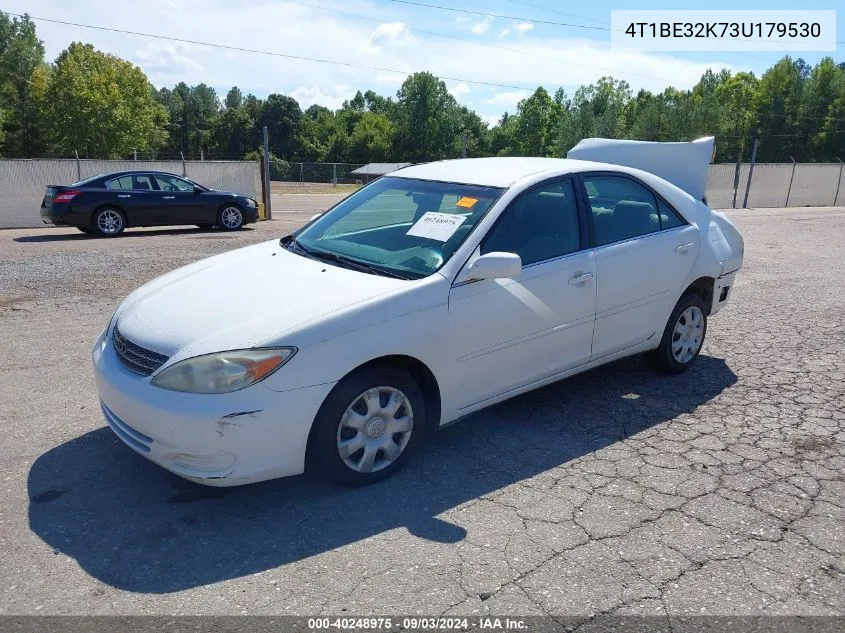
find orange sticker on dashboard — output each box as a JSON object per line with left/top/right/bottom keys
{"left": 456, "top": 196, "right": 478, "bottom": 208}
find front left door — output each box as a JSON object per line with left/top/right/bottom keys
{"left": 151, "top": 174, "right": 207, "bottom": 225}
{"left": 448, "top": 178, "right": 597, "bottom": 412}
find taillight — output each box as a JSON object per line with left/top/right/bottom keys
{"left": 54, "top": 190, "right": 81, "bottom": 202}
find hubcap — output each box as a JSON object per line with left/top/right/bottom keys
{"left": 336, "top": 387, "right": 413, "bottom": 473}
{"left": 671, "top": 306, "right": 704, "bottom": 363}
{"left": 97, "top": 210, "right": 123, "bottom": 234}
{"left": 221, "top": 207, "right": 242, "bottom": 229}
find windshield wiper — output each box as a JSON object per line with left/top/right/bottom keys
{"left": 281, "top": 236, "right": 411, "bottom": 279}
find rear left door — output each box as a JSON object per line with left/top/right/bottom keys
{"left": 104, "top": 174, "right": 156, "bottom": 225}
{"left": 577, "top": 172, "right": 700, "bottom": 361}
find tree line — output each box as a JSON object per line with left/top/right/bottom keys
{"left": 2, "top": 12, "right": 844, "bottom": 171}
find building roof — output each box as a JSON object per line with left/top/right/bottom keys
{"left": 349, "top": 163, "right": 411, "bottom": 176}
{"left": 349, "top": 163, "right": 412, "bottom": 176}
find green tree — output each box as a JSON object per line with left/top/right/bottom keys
{"left": 514, "top": 87, "right": 553, "bottom": 155}
{"left": 394, "top": 72, "right": 461, "bottom": 161}
{"left": 715, "top": 72, "right": 758, "bottom": 161}
{"left": 800, "top": 58, "right": 845, "bottom": 160}
{"left": 260, "top": 93, "right": 302, "bottom": 159}
{"left": 0, "top": 12, "right": 46, "bottom": 155}
{"left": 224, "top": 85, "right": 243, "bottom": 110}
{"left": 347, "top": 111, "right": 395, "bottom": 162}
{"left": 43, "top": 42, "right": 167, "bottom": 157}
{"left": 753, "top": 57, "right": 805, "bottom": 161}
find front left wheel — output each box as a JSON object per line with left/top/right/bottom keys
{"left": 217, "top": 205, "right": 244, "bottom": 231}
{"left": 308, "top": 367, "right": 426, "bottom": 486}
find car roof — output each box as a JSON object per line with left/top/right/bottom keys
{"left": 96, "top": 170, "right": 183, "bottom": 179}
{"left": 390, "top": 157, "right": 627, "bottom": 188}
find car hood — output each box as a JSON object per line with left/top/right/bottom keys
{"left": 567, "top": 136, "right": 715, "bottom": 202}
{"left": 112, "top": 240, "right": 408, "bottom": 361}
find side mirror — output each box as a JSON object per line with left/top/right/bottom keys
{"left": 465, "top": 252, "right": 521, "bottom": 281}
{"left": 193, "top": 185, "right": 203, "bottom": 194}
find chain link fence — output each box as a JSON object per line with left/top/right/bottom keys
{"left": 0, "top": 158, "right": 262, "bottom": 228}
{"left": 2, "top": 157, "right": 843, "bottom": 229}
{"left": 705, "top": 162, "right": 845, "bottom": 209}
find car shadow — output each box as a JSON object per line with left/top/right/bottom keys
{"left": 13, "top": 226, "right": 254, "bottom": 243}
{"left": 28, "top": 354, "right": 736, "bottom": 594}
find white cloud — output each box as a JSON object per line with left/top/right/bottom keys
{"left": 368, "top": 22, "right": 412, "bottom": 47}
{"left": 455, "top": 16, "right": 469, "bottom": 24}
{"left": 133, "top": 42, "right": 203, "bottom": 78}
{"left": 9, "top": 0, "right": 741, "bottom": 118}
{"left": 516, "top": 22, "right": 534, "bottom": 35}
{"left": 471, "top": 17, "right": 492, "bottom": 35}
{"left": 481, "top": 113, "right": 501, "bottom": 127}
{"left": 291, "top": 85, "right": 355, "bottom": 111}
{"left": 484, "top": 90, "right": 530, "bottom": 108}
{"left": 497, "top": 28, "right": 511, "bottom": 38}
{"left": 448, "top": 82, "right": 471, "bottom": 97}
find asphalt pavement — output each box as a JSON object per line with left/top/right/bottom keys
{"left": 0, "top": 205, "right": 842, "bottom": 616}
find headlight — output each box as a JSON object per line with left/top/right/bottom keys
{"left": 243, "top": 198, "right": 257, "bottom": 207}
{"left": 150, "top": 348, "right": 296, "bottom": 394}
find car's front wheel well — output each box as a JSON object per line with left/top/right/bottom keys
{"left": 344, "top": 355, "right": 441, "bottom": 430}
{"left": 683, "top": 277, "right": 715, "bottom": 314}
{"left": 306, "top": 355, "right": 442, "bottom": 466}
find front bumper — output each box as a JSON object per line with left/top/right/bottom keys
{"left": 92, "top": 330, "right": 335, "bottom": 486}
{"left": 243, "top": 205, "right": 259, "bottom": 224}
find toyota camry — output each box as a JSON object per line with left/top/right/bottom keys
{"left": 93, "top": 139, "right": 744, "bottom": 486}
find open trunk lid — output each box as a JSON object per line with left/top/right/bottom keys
{"left": 567, "top": 136, "right": 715, "bottom": 202}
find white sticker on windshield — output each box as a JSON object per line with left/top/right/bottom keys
{"left": 406, "top": 212, "right": 466, "bottom": 242}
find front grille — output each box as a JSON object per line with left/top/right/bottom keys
{"left": 112, "top": 327, "right": 169, "bottom": 376}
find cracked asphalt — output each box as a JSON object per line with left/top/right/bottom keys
{"left": 0, "top": 204, "right": 843, "bottom": 617}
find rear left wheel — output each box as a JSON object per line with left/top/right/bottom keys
{"left": 648, "top": 293, "right": 708, "bottom": 373}
{"left": 308, "top": 367, "right": 426, "bottom": 486}
{"left": 92, "top": 207, "right": 125, "bottom": 237}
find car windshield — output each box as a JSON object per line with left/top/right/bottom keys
{"left": 291, "top": 177, "right": 504, "bottom": 279}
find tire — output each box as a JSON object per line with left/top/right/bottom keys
{"left": 308, "top": 367, "right": 426, "bottom": 486}
{"left": 648, "top": 292, "right": 708, "bottom": 374}
{"left": 217, "top": 205, "right": 244, "bottom": 231}
{"left": 92, "top": 207, "right": 125, "bottom": 237}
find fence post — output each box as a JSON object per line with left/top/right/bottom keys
{"left": 299, "top": 162, "right": 304, "bottom": 188}
{"left": 133, "top": 149, "right": 137, "bottom": 161}
{"left": 835, "top": 159, "right": 843, "bottom": 207}
{"left": 785, "top": 157, "right": 796, "bottom": 207}
{"left": 731, "top": 148, "right": 742, "bottom": 209}
{"left": 262, "top": 126, "right": 272, "bottom": 221}
{"left": 332, "top": 163, "right": 337, "bottom": 187}
{"left": 73, "top": 150, "right": 81, "bottom": 181}
{"left": 742, "top": 138, "right": 759, "bottom": 209}
{"left": 200, "top": 149, "right": 204, "bottom": 161}
{"left": 180, "top": 151, "right": 186, "bottom": 177}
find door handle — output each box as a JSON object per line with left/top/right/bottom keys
{"left": 675, "top": 243, "right": 694, "bottom": 254}
{"left": 162, "top": 196, "right": 175, "bottom": 200}
{"left": 117, "top": 194, "right": 131, "bottom": 198}
{"left": 568, "top": 272, "right": 594, "bottom": 285}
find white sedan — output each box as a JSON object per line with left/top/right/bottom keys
{"left": 93, "top": 141, "right": 744, "bottom": 486}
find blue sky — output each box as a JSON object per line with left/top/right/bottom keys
{"left": 4, "top": 0, "right": 842, "bottom": 125}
